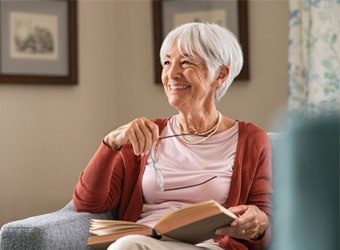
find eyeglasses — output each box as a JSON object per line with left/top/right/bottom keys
{"left": 150, "top": 133, "right": 217, "bottom": 191}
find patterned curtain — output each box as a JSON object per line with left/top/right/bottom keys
{"left": 288, "top": 0, "right": 340, "bottom": 118}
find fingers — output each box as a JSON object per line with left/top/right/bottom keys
{"left": 215, "top": 205, "right": 269, "bottom": 240}
{"left": 127, "top": 118, "right": 159, "bottom": 155}
{"left": 215, "top": 226, "right": 248, "bottom": 240}
{"left": 229, "top": 205, "right": 252, "bottom": 226}
{"left": 228, "top": 205, "right": 248, "bottom": 219}
{"left": 104, "top": 117, "right": 159, "bottom": 156}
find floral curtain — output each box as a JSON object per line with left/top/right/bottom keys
{"left": 288, "top": 0, "right": 340, "bottom": 118}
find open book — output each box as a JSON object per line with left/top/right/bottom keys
{"left": 88, "top": 200, "right": 237, "bottom": 248}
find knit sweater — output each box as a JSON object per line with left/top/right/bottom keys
{"left": 73, "top": 118, "right": 272, "bottom": 250}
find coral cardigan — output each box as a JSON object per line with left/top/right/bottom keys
{"left": 73, "top": 118, "right": 272, "bottom": 250}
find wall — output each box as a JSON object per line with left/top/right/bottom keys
{"left": 0, "top": 1, "right": 117, "bottom": 226}
{"left": 0, "top": 0, "right": 288, "bottom": 226}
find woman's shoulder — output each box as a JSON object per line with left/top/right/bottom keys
{"left": 238, "top": 121, "right": 269, "bottom": 143}
{"left": 238, "top": 121, "right": 267, "bottom": 134}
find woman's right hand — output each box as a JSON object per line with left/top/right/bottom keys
{"left": 103, "top": 117, "right": 159, "bottom": 156}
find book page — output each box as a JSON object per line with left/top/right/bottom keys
{"left": 88, "top": 227, "right": 153, "bottom": 249}
{"left": 90, "top": 219, "right": 150, "bottom": 236}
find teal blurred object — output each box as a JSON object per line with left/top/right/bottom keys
{"left": 271, "top": 114, "right": 339, "bottom": 250}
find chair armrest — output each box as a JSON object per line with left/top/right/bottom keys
{"left": 0, "top": 201, "right": 113, "bottom": 250}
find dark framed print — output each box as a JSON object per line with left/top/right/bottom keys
{"left": 0, "top": 0, "right": 77, "bottom": 84}
{"left": 153, "top": 0, "right": 249, "bottom": 84}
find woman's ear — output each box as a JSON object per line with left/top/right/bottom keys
{"left": 216, "top": 65, "right": 229, "bottom": 86}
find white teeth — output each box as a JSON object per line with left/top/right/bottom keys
{"left": 169, "top": 85, "right": 189, "bottom": 90}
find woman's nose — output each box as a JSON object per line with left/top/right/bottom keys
{"left": 168, "top": 63, "right": 181, "bottom": 79}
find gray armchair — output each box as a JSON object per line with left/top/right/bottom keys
{"left": 0, "top": 201, "right": 113, "bottom": 250}
{"left": 0, "top": 133, "right": 284, "bottom": 250}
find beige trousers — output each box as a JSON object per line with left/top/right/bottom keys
{"left": 107, "top": 235, "right": 223, "bottom": 250}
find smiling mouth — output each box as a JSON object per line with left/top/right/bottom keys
{"left": 168, "top": 85, "right": 190, "bottom": 91}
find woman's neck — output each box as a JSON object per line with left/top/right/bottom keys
{"left": 178, "top": 110, "right": 219, "bottom": 134}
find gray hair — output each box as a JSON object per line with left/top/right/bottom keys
{"left": 160, "top": 22, "right": 243, "bottom": 102}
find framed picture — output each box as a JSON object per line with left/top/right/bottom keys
{"left": 0, "top": 0, "right": 77, "bottom": 84}
{"left": 153, "top": 0, "right": 249, "bottom": 84}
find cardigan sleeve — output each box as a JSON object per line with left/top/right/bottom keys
{"left": 73, "top": 142, "right": 124, "bottom": 213}
{"left": 217, "top": 124, "right": 273, "bottom": 250}
{"left": 73, "top": 118, "right": 169, "bottom": 216}
{"left": 242, "top": 128, "right": 273, "bottom": 250}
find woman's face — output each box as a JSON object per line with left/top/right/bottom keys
{"left": 161, "top": 44, "right": 220, "bottom": 112}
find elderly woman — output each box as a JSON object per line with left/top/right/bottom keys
{"left": 73, "top": 22, "right": 272, "bottom": 250}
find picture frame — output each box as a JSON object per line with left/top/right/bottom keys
{"left": 152, "top": 0, "right": 249, "bottom": 84}
{"left": 0, "top": 0, "right": 77, "bottom": 84}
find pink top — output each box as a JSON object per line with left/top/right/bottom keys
{"left": 138, "top": 115, "right": 239, "bottom": 227}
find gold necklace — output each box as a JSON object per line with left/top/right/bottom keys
{"left": 178, "top": 112, "right": 222, "bottom": 145}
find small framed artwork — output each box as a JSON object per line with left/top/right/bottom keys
{"left": 153, "top": 0, "right": 249, "bottom": 84}
{"left": 0, "top": 0, "right": 77, "bottom": 84}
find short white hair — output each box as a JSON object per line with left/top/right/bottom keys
{"left": 160, "top": 22, "right": 243, "bottom": 102}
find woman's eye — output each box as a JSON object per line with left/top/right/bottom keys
{"left": 181, "top": 60, "right": 191, "bottom": 65}
{"left": 163, "top": 61, "right": 170, "bottom": 66}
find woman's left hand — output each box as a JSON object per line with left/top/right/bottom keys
{"left": 215, "top": 205, "right": 269, "bottom": 240}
